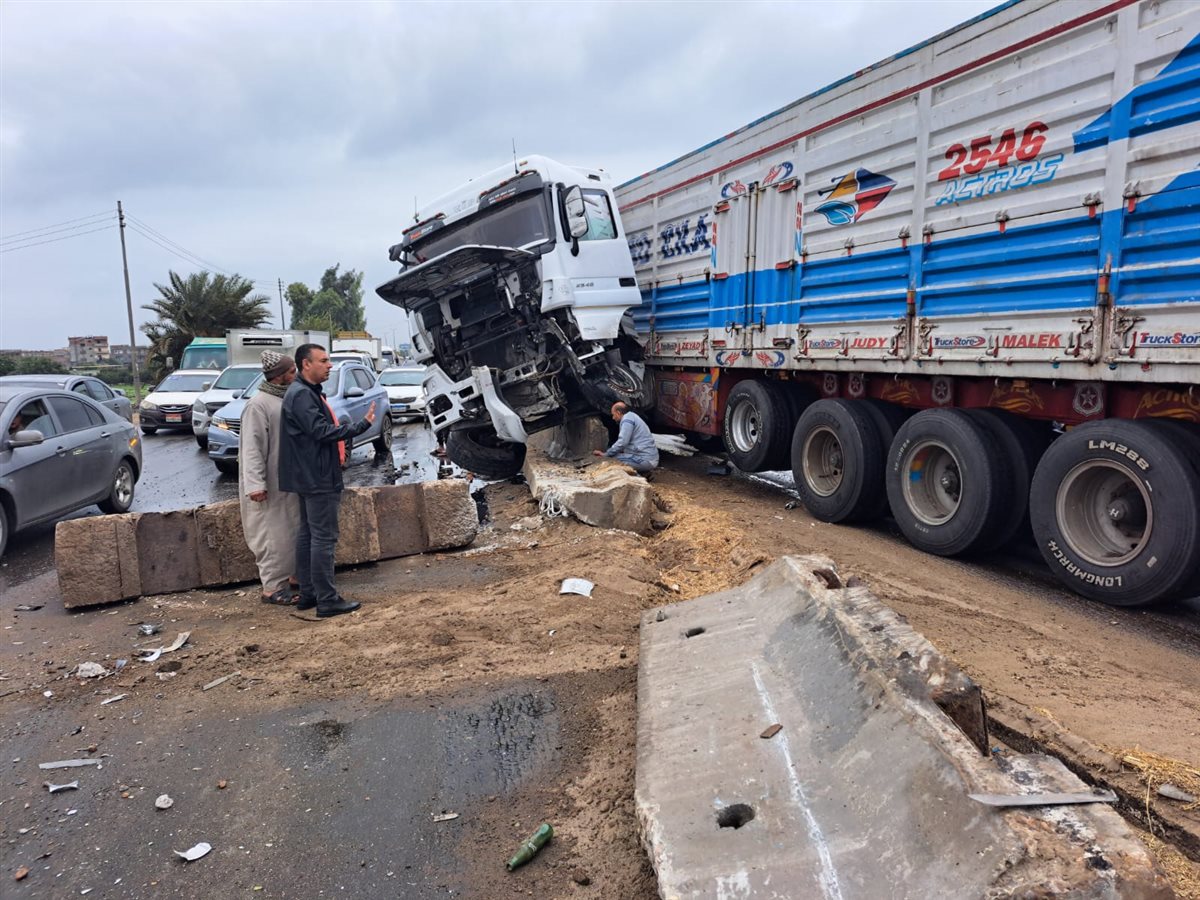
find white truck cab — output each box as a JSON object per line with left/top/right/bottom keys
{"left": 375, "top": 155, "right": 647, "bottom": 478}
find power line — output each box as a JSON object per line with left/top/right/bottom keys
{"left": 0, "top": 209, "right": 114, "bottom": 242}
{"left": 0, "top": 223, "right": 118, "bottom": 254}
{"left": 124, "top": 220, "right": 274, "bottom": 287}
{"left": 0, "top": 214, "right": 117, "bottom": 247}
{"left": 125, "top": 213, "right": 237, "bottom": 277}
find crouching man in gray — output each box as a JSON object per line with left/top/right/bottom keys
{"left": 593, "top": 401, "right": 659, "bottom": 474}
{"left": 279, "top": 343, "right": 376, "bottom": 618}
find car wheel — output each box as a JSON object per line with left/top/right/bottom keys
{"left": 214, "top": 460, "right": 238, "bottom": 476}
{"left": 195, "top": 433, "right": 209, "bottom": 450}
{"left": 98, "top": 460, "right": 136, "bottom": 514}
{"left": 0, "top": 503, "right": 9, "bottom": 559}
{"left": 446, "top": 428, "right": 526, "bottom": 480}
{"left": 141, "top": 426, "right": 158, "bottom": 435}
{"left": 373, "top": 414, "right": 393, "bottom": 454}
{"left": 723, "top": 380, "right": 793, "bottom": 472}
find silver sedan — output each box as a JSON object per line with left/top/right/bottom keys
{"left": 0, "top": 374, "right": 134, "bottom": 422}
{"left": 0, "top": 386, "right": 143, "bottom": 557}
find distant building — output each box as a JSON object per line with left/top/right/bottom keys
{"left": 69, "top": 335, "right": 110, "bottom": 366}
{"left": 109, "top": 343, "right": 149, "bottom": 367}
{"left": 0, "top": 346, "right": 71, "bottom": 367}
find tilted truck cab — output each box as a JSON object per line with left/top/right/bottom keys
{"left": 376, "top": 156, "right": 648, "bottom": 478}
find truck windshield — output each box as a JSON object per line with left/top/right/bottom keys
{"left": 408, "top": 193, "right": 551, "bottom": 264}
{"left": 180, "top": 347, "right": 227, "bottom": 370}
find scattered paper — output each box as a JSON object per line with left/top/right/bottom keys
{"left": 432, "top": 812, "right": 459, "bottom": 822}
{"left": 39, "top": 759, "right": 102, "bottom": 770}
{"left": 175, "top": 842, "right": 212, "bottom": 862}
{"left": 44, "top": 780, "right": 80, "bottom": 793}
{"left": 560, "top": 578, "right": 594, "bottom": 598}
{"left": 202, "top": 671, "right": 241, "bottom": 692}
{"left": 14, "top": 604, "right": 43, "bottom": 612}
{"left": 100, "top": 694, "right": 127, "bottom": 706}
{"left": 138, "top": 631, "right": 190, "bottom": 662}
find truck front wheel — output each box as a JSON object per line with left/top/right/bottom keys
{"left": 1029, "top": 419, "right": 1200, "bottom": 607}
{"left": 723, "top": 381, "right": 792, "bottom": 472}
{"left": 446, "top": 429, "right": 527, "bottom": 481}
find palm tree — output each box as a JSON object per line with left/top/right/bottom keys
{"left": 141, "top": 271, "right": 271, "bottom": 379}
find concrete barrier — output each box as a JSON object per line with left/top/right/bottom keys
{"left": 523, "top": 450, "right": 655, "bottom": 534}
{"left": 635, "top": 556, "right": 1170, "bottom": 899}
{"left": 56, "top": 481, "right": 478, "bottom": 608}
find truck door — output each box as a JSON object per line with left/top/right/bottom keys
{"left": 712, "top": 186, "right": 758, "bottom": 348}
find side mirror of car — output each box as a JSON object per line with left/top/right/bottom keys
{"left": 7, "top": 429, "right": 45, "bottom": 448}
{"left": 113, "top": 388, "right": 127, "bottom": 397}
{"left": 338, "top": 414, "right": 351, "bottom": 426}
{"left": 232, "top": 391, "right": 243, "bottom": 400}
{"left": 345, "top": 386, "right": 365, "bottom": 399}
{"left": 202, "top": 382, "right": 212, "bottom": 392}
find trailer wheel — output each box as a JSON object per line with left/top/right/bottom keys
{"left": 723, "top": 381, "right": 792, "bottom": 472}
{"left": 858, "top": 400, "right": 911, "bottom": 519}
{"left": 791, "top": 399, "right": 888, "bottom": 523}
{"left": 1030, "top": 420, "right": 1200, "bottom": 606}
{"left": 886, "top": 409, "right": 1013, "bottom": 556}
{"left": 446, "top": 429, "right": 527, "bottom": 481}
{"left": 963, "top": 409, "right": 1050, "bottom": 551}
{"left": 1141, "top": 419, "right": 1200, "bottom": 600}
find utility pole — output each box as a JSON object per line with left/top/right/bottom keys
{"left": 117, "top": 201, "right": 142, "bottom": 405}
{"left": 277, "top": 278, "right": 286, "bottom": 327}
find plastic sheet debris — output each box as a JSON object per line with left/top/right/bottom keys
{"left": 1158, "top": 784, "right": 1198, "bottom": 803}
{"left": 432, "top": 812, "right": 459, "bottom": 822}
{"left": 155, "top": 794, "right": 174, "bottom": 810}
{"left": 138, "top": 631, "right": 190, "bottom": 663}
{"left": 560, "top": 578, "right": 594, "bottom": 598}
{"left": 202, "top": 671, "right": 241, "bottom": 692}
{"left": 538, "top": 489, "right": 569, "bottom": 518}
{"left": 506, "top": 823, "right": 553, "bottom": 871}
{"left": 968, "top": 790, "right": 1117, "bottom": 807}
{"left": 653, "top": 433, "right": 698, "bottom": 457}
{"left": 175, "top": 842, "right": 212, "bottom": 862}
{"left": 44, "top": 780, "right": 80, "bottom": 793}
{"left": 74, "top": 662, "right": 109, "bottom": 679}
{"left": 14, "top": 604, "right": 43, "bottom": 612}
{"left": 100, "top": 694, "right": 127, "bottom": 706}
{"left": 138, "top": 623, "right": 161, "bottom": 637}
{"left": 39, "top": 759, "right": 102, "bottom": 770}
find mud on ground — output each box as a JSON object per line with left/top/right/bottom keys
{"left": 3, "top": 454, "right": 1199, "bottom": 897}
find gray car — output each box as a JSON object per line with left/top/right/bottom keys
{"left": 0, "top": 386, "right": 143, "bottom": 558}
{"left": 0, "top": 374, "right": 134, "bottom": 422}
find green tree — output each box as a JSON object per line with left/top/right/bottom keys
{"left": 141, "top": 271, "right": 271, "bottom": 381}
{"left": 0, "top": 354, "right": 15, "bottom": 376}
{"left": 286, "top": 264, "right": 366, "bottom": 333}
{"left": 12, "top": 356, "right": 69, "bottom": 374}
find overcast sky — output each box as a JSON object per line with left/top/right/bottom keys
{"left": 1, "top": 0, "right": 996, "bottom": 353}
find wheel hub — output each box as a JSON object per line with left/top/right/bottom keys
{"left": 1057, "top": 460, "right": 1152, "bottom": 567}
{"left": 901, "top": 440, "right": 962, "bottom": 526}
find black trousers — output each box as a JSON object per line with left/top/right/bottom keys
{"left": 295, "top": 492, "right": 342, "bottom": 607}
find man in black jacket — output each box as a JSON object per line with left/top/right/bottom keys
{"left": 280, "top": 344, "right": 377, "bottom": 618}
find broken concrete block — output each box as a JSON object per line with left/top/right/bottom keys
{"left": 373, "top": 484, "right": 426, "bottom": 559}
{"left": 334, "top": 487, "right": 380, "bottom": 565}
{"left": 523, "top": 452, "right": 655, "bottom": 534}
{"left": 420, "top": 480, "right": 478, "bottom": 551}
{"left": 56, "top": 513, "right": 142, "bottom": 608}
{"left": 195, "top": 500, "right": 259, "bottom": 586}
{"left": 136, "top": 510, "right": 202, "bottom": 595}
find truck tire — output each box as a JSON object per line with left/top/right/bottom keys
{"left": 1029, "top": 419, "right": 1200, "bottom": 607}
{"left": 859, "top": 400, "right": 911, "bottom": 518}
{"left": 447, "top": 429, "right": 527, "bottom": 481}
{"left": 963, "top": 409, "right": 1050, "bottom": 552}
{"left": 723, "top": 381, "right": 792, "bottom": 473}
{"left": 791, "top": 399, "right": 888, "bottom": 523}
{"left": 886, "top": 409, "right": 1013, "bottom": 557}
{"left": 1142, "top": 419, "right": 1200, "bottom": 600}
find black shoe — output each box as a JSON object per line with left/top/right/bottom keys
{"left": 316, "top": 597, "right": 361, "bottom": 618}
{"left": 295, "top": 596, "right": 317, "bottom": 611}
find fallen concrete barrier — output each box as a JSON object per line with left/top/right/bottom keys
{"left": 523, "top": 450, "right": 655, "bottom": 534}
{"left": 636, "top": 555, "right": 1170, "bottom": 899}
{"left": 56, "top": 481, "right": 478, "bottom": 608}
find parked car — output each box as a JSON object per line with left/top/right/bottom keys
{"left": 206, "top": 361, "right": 392, "bottom": 475}
{"left": 378, "top": 366, "right": 427, "bottom": 422}
{"left": 190, "top": 364, "right": 263, "bottom": 449}
{"left": 0, "top": 374, "right": 134, "bottom": 422}
{"left": 329, "top": 352, "right": 377, "bottom": 371}
{"left": 139, "top": 370, "right": 215, "bottom": 435}
{"left": 0, "top": 386, "right": 143, "bottom": 557}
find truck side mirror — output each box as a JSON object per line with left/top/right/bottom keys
{"left": 563, "top": 186, "right": 589, "bottom": 240}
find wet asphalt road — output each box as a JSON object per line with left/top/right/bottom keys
{"left": 0, "top": 421, "right": 442, "bottom": 596}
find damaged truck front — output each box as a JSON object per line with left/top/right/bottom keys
{"left": 376, "top": 156, "right": 648, "bottom": 479}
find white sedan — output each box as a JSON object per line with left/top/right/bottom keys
{"left": 378, "top": 367, "right": 427, "bottom": 422}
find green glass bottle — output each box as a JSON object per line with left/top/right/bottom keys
{"left": 506, "top": 823, "right": 553, "bottom": 871}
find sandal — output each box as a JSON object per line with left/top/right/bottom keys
{"left": 261, "top": 588, "right": 298, "bottom": 606}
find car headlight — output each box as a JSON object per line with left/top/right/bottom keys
{"left": 193, "top": 399, "right": 206, "bottom": 413}
{"left": 141, "top": 400, "right": 158, "bottom": 411}
{"left": 212, "top": 415, "right": 228, "bottom": 428}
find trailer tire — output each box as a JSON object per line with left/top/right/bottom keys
{"left": 963, "top": 409, "right": 1050, "bottom": 552}
{"left": 446, "top": 429, "right": 527, "bottom": 481}
{"left": 1141, "top": 419, "right": 1200, "bottom": 601}
{"left": 858, "top": 400, "right": 911, "bottom": 518}
{"left": 886, "top": 409, "right": 1013, "bottom": 557}
{"left": 723, "top": 381, "right": 792, "bottom": 472}
{"left": 1029, "top": 419, "right": 1200, "bottom": 607}
{"left": 791, "top": 399, "right": 888, "bottom": 523}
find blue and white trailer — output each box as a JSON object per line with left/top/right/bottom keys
{"left": 616, "top": 0, "right": 1200, "bottom": 606}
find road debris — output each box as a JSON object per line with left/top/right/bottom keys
{"left": 74, "top": 662, "right": 109, "bottom": 679}
{"left": 1158, "top": 784, "right": 1198, "bottom": 804}
{"left": 138, "top": 623, "right": 161, "bottom": 637}
{"left": 14, "top": 604, "right": 43, "bottom": 612}
{"left": 100, "top": 694, "right": 127, "bottom": 706}
{"left": 506, "top": 823, "right": 553, "bottom": 871}
{"left": 138, "top": 631, "right": 191, "bottom": 663}
{"left": 760, "top": 723, "right": 783, "bottom": 739}
{"left": 155, "top": 794, "right": 174, "bottom": 810}
{"left": 967, "top": 790, "right": 1118, "bottom": 807}
{"left": 560, "top": 578, "right": 594, "bottom": 598}
{"left": 174, "top": 842, "right": 212, "bottom": 862}
{"left": 44, "top": 780, "right": 80, "bottom": 793}
{"left": 39, "top": 759, "right": 102, "bottom": 770}
{"left": 217, "top": 780, "right": 227, "bottom": 789}
{"left": 432, "top": 812, "right": 459, "bottom": 822}
{"left": 14, "top": 866, "right": 29, "bottom": 881}
{"left": 201, "top": 671, "right": 241, "bottom": 692}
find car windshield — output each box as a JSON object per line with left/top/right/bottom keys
{"left": 155, "top": 373, "right": 212, "bottom": 392}
{"left": 213, "top": 367, "right": 262, "bottom": 390}
{"left": 409, "top": 193, "right": 551, "bottom": 263}
{"left": 379, "top": 370, "right": 425, "bottom": 387}
{"left": 240, "top": 373, "right": 266, "bottom": 399}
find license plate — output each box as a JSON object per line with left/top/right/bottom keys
{"left": 166, "top": 414, "right": 182, "bottom": 423}
{"left": 394, "top": 404, "right": 408, "bottom": 412}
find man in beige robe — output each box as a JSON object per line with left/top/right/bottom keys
{"left": 240, "top": 351, "right": 301, "bottom": 604}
